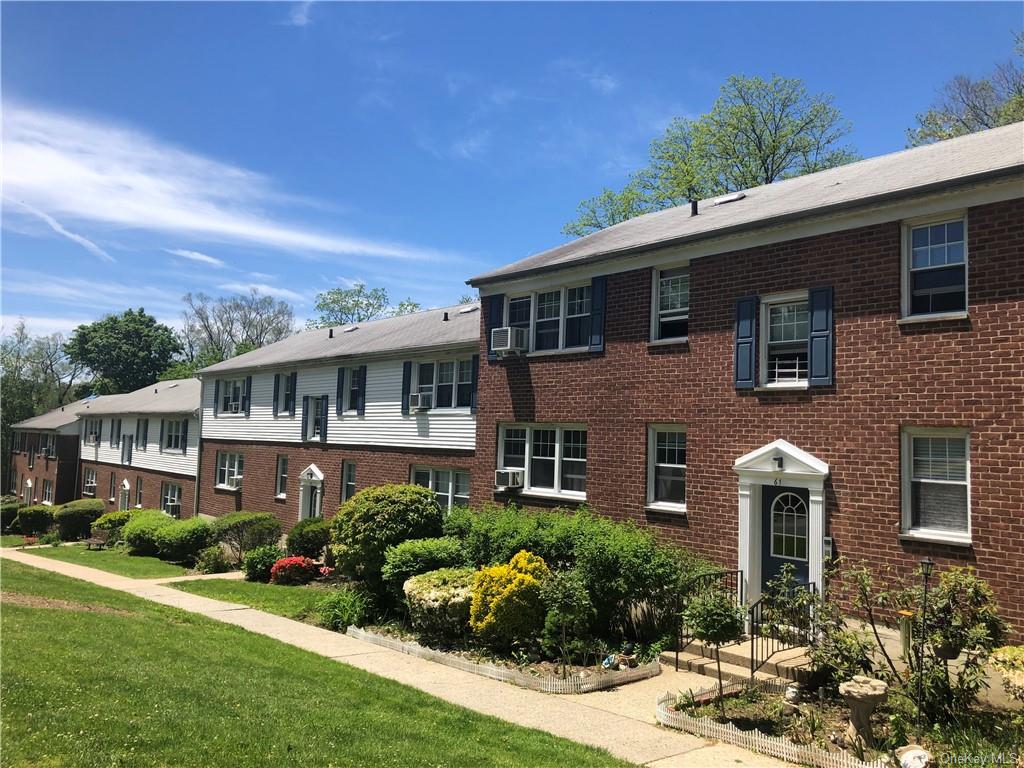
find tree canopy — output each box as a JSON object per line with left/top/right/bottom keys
{"left": 306, "top": 282, "right": 421, "bottom": 329}
{"left": 179, "top": 289, "right": 294, "bottom": 363}
{"left": 65, "top": 308, "right": 181, "bottom": 394}
{"left": 563, "top": 74, "right": 858, "bottom": 237}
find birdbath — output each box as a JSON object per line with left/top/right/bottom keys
{"left": 838, "top": 675, "right": 888, "bottom": 749}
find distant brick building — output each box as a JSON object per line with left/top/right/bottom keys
{"left": 9, "top": 400, "right": 87, "bottom": 506}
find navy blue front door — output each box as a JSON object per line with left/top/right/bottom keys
{"left": 761, "top": 486, "right": 810, "bottom": 591}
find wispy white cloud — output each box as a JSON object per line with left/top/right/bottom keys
{"left": 1, "top": 313, "right": 94, "bottom": 337}
{"left": 552, "top": 59, "right": 620, "bottom": 94}
{"left": 2, "top": 103, "right": 462, "bottom": 264}
{"left": 287, "top": 1, "right": 313, "bottom": 27}
{"left": 12, "top": 202, "right": 114, "bottom": 262}
{"left": 217, "top": 282, "right": 306, "bottom": 303}
{"left": 451, "top": 130, "right": 491, "bottom": 160}
{"left": 2, "top": 268, "right": 184, "bottom": 317}
{"left": 165, "top": 248, "right": 226, "bottom": 268}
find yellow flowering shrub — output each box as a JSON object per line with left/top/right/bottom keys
{"left": 469, "top": 550, "right": 550, "bottom": 647}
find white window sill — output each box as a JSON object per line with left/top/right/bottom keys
{"left": 215, "top": 485, "right": 241, "bottom": 493}
{"left": 135, "top": 504, "right": 143, "bottom": 509}
{"left": 899, "top": 530, "right": 971, "bottom": 547}
{"left": 275, "top": 493, "right": 287, "bottom": 500}
{"left": 83, "top": 491, "right": 95, "bottom": 497}
{"left": 41, "top": 501, "right": 53, "bottom": 507}
{"left": 161, "top": 449, "right": 185, "bottom": 455}
{"left": 896, "top": 311, "right": 969, "bottom": 326}
{"left": 648, "top": 337, "right": 689, "bottom": 348}
{"left": 525, "top": 346, "right": 590, "bottom": 359}
{"left": 107, "top": 498, "right": 115, "bottom": 503}
{"left": 415, "top": 408, "right": 473, "bottom": 416}
{"left": 516, "top": 489, "right": 587, "bottom": 502}
{"left": 754, "top": 383, "right": 809, "bottom": 392}
{"left": 645, "top": 502, "right": 687, "bottom": 515}
{"left": 215, "top": 412, "right": 246, "bottom": 418}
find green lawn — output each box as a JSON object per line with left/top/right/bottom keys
{"left": 0, "top": 561, "right": 631, "bottom": 768}
{"left": 25, "top": 543, "right": 188, "bottom": 578}
{"left": 0, "top": 535, "right": 28, "bottom": 548}
{"left": 171, "top": 578, "right": 325, "bottom": 621}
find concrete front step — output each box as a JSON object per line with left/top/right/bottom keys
{"left": 660, "top": 650, "right": 780, "bottom": 687}
{"left": 661, "top": 640, "right": 813, "bottom": 684}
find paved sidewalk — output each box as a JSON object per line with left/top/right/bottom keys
{"left": 0, "top": 548, "right": 790, "bottom": 768}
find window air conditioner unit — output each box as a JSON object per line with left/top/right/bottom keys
{"left": 408, "top": 392, "right": 433, "bottom": 412}
{"left": 229, "top": 402, "right": 241, "bottom": 414}
{"left": 494, "top": 469, "right": 524, "bottom": 490}
{"left": 491, "top": 326, "right": 528, "bottom": 356}
{"left": 227, "top": 474, "right": 243, "bottom": 490}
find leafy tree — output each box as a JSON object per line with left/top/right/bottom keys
{"left": 179, "top": 290, "right": 294, "bottom": 363}
{"left": 65, "top": 309, "right": 181, "bottom": 394}
{"left": 564, "top": 74, "right": 858, "bottom": 236}
{"left": 457, "top": 292, "right": 477, "bottom": 305}
{"left": 682, "top": 588, "right": 745, "bottom": 716}
{"left": 306, "top": 282, "right": 420, "bottom": 329}
{"left": 908, "top": 33, "right": 1024, "bottom": 146}
{"left": 157, "top": 347, "right": 222, "bottom": 381}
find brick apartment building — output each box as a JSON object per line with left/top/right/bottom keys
{"left": 9, "top": 399, "right": 89, "bottom": 506}
{"left": 467, "top": 124, "right": 1024, "bottom": 632}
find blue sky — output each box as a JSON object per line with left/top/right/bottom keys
{"left": 2, "top": 1, "right": 1020, "bottom": 335}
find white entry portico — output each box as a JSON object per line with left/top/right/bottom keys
{"left": 298, "top": 463, "right": 325, "bottom": 520}
{"left": 733, "top": 439, "right": 829, "bottom": 604}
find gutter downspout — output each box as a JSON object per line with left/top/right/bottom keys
{"left": 192, "top": 374, "right": 203, "bottom": 520}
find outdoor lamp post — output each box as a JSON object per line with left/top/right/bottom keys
{"left": 916, "top": 557, "right": 935, "bottom": 738}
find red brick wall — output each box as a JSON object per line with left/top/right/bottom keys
{"left": 197, "top": 439, "right": 474, "bottom": 531}
{"left": 9, "top": 433, "right": 80, "bottom": 505}
{"left": 78, "top": 459, "right": 196, "bottom": 516}
{"left": 473, "top": 198, "right": 1024, "bottom": 637}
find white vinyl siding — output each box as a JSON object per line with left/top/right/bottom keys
{"left": 497, "top": 424, "right": 586, "bottom": 499}
{"left": 80, "top": 414, "right": 199, "bottom": 478}
{"left": 901, "top": 428, "right": 971, "bottom": 544}
{"left": 200, "top": 356, "right": 476, "bottom": 451}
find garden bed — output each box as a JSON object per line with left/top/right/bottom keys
{"left": 347, "top": 625, "right": 661, "bottom": 694}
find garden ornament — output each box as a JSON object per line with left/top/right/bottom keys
{"left": 896, "top": 745, "right": 933, "bottom": 768}
{"left": 838, "top": 675, "right": 888, "bottom": 749}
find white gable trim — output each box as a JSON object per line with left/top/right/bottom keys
{"left": 298, "top": 463, "right": 324, "bottom": 484}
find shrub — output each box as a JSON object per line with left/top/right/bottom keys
{"left": 13, "top": 505, "right": 54, "bottom": 536}
{"left": 382, "top": 537, "right": 466, "bottom": 598}
{"left": 469, "top": 550, "right": 550, "bottom": 648}
{"left": 314, "top": 586, "right": 372, "bottom": 631}
{"left": 242, "top": 545, "right": 286, "bottom": 583}
{"left": 682, "top": 588, "right": 745, "bottom": 715}
{"left": 154, "top": 518, "right": 215, "bottom": 563}
{"left": 270, "top": 556, "right": 319, "bottom": 585}
{"left": 121, "top": 510, "right": 176, "bottom": 556}
{"left": 53, "top": 498, "right": 106, "bottom": 541}
{"left": 991, "top": 646, "right": 1024, "bottom": 703}
{"left": 194, "top": 545, "right": 233, "bottom": 574}
{"left": 214, "top": 511, "right": 282, "bottom": 565}
{"left": 541, "top": 568, "right": 595, "bottom": 671}
{"left": 39, "top": 531, "right": 63, "bottom": 546}
{"left": 331, "top": 484, "right": 443, "bottom": 586}
{"left": 404, "top": 567, "right": 475, "bottom": 640}
{"left": 92, "top": 510, "right": 136, "bottom": 543}
{"left": 286, "top": 518, "right": 332, "bottom": 559}
{"left": 1, "top": 500, "right": 23, "bottom": 533}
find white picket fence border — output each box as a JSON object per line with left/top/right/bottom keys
{"left": 656, "top": 692, "right": 891, "bottom": 768}
{"left": 345, "top": 626, "right": 661, "bottom": 694}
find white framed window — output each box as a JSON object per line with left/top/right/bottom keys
{"left": 504, "top": 285, "right": 592, "bottom": 353}
{"left": 216, "top": 452, "right": 244, "bottom": 490}
{"left": 651, "top": 267, "right": 690, "bottom": 342}
{"left": 108, "top": 472, "right": 116, "bottom": 502}
{"left": 497, "top": 424, "right": 587, "bottom": 498}
{"left": 136, "top": 476, "right": 143, "bottom": 507}
{"left": 901, "top": 214, "right": 967, "bottom": 319}
{"left": 276, "top": 455, "right": 288, "bottom": 497}
{"left": 84, "top": 418, "right": 101, "bottom": 445}
{"left": 342, "top": 461, "right": 357, "bottom": 501}
{"left": 136, "top": 418, "right": 149, "bottom": 452}
{"left": 414, "top": 358, "right": 474, "bottom": 410}
{"left": 83, "top": 467, "right": 97, "bottom": 496}
{"left": 646, "top": 426, "right": 686, "bottom": 512}
{"left": 412, "top": 467, "right": 470, "bottom": 511}
{"left": 27, "top": 449, "right": 34, "bottom": 470}
{"left": 345, "top": 367, "right": 362, "bottom": 412}
{"left": 161, "top": 482, "right": 182, "bottom": 518}
{"left": 305, "top": 395, "right": 328, "bottom": 440}
{"left": 901, "top": 428, "right": 970, "bottom": 544}
{"left": 42, "top": 479, "right": 54, "bottom": 505}
{"left": 39, "top": 433, "right": 56, "bottom": 458}
{"left": 759, "top": 291, "right": 809, "bottom": 387}
{"left": 121, "top": 435, "right": 134, "bottom": 466}
{"left": 770, "top": 492, "right": 809, "bottom": 561}
{"left": 164, "top": 419, "right": 184, "bottom": 452}
{"left": 219, "top": 378, "right": 246, "bottom": 414}
{"left": 278, "top": 372, "right": 296, "bottom": 415}
{"left": 110, "top": 418, "right": 122, "bottom": 448}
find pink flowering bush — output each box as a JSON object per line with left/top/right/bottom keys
{"left": 319, "top": 566, "right": 335, "bottom": 579}
{"left": 269, "top": 556, "right": 319, "bottom": 585}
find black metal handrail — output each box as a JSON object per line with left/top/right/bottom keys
{"left": 674, "top": 569, "right": 744, "bottom": 671}
{"left": 748, "top": 580, "right": 816, "bottom": 677}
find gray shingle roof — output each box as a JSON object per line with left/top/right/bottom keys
{"left": 74, "top": 378, "right": 201, "bottom": 416}
{"left": 200, "top": 303, "right": 481, "bottom": 375}
{"left": 469, "top": 122, "right": 1024, "bottom": 286}
{"left": 12, "top": 397, "right": 96, "bottom": 430}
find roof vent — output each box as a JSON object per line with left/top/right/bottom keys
{"left": 712, "top": 191, "right": 746, "bottom": 206}
{"left": 329, "top": 328, "right": 334, "bottom": 339}
{"left": 343, "top": 325, "right": 358, "bottom": 333}
{"left": 690, "top": 200, "right": 698, "bottom": 216}
{"left": 167, "top": 383, "right": 178, "bottom": 389}
{"left": 442, "top": 312, "right": 450, "bottom": 322}
{"left": 458, "top": 305, "right": 479, "bottom": 315}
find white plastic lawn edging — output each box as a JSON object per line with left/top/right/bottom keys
{"left": 345, "top": 626, "right": 661, "bottom": 694}
{"left": 656, "top": 692, "right": 890, "bottom": 768}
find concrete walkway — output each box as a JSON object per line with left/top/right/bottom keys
{"left": 1, "top": 548, "right": 791, "bottom": 768}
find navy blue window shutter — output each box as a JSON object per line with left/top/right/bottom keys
{"left": 272, "top": 374, "right": 280, "bottom": 417}
{"left": 289, "top": 372, "right": 298, "bottom": 415}
{"left": 98, "top": 419, "right": 103, "bottom": 445}
{"left": 244, "top": 376, "right": 253, "bottom": 417}
{"left": 401, "top": 362, "right": 412, "bottom": 415}
{"left": 336, "top": 368, "right": 345, "bottom": 416}
{"left": 181, "top": 420, "right": 189, "bottom": 455}
{"left": 319, "top": 396, "right": 328, "bottom": 443}
{"left": 356, "top": 365, "right": 367, "bottom": 416}
{"left": 470, "top": 354, "right": 480, "bottom": 414}
{"left": 301, "top": 396, "right": 310, "bottom": 440}
{"left": 158, "top": 419, "right": 165, "bottom": 454}
{"left": 734, "top": 296, "right": 759, "bottom": 389}
{"left": 808, "top": 286, "right": 834, "bottom": 387}
{"left": 588, "top": 275, "right": 607, "bottom": 353}
{"left": 486, "top": 294, "right": 505, "bottom": 362}
{"left": 213, "top": 380, "right": 220, "bottom": 418}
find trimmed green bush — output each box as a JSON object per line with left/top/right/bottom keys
{"left": 53, "top": 498, "right": 106, "bottom": 541}
{"left": 404, "top": 567, "right": 475, "bottom": 640}
{"left": 194, "top": 545, "right": 233, "bottom": 574}
{"left": 286, "top": 518, "right": 332, "bottom": 559}
{"left": 315, "top": 586, "right": 372, "bottom": 631}
{"left": 1, "top": 500, "right": 24, "bottom": 533}
{"left": 92, "top": 510, "right": 136, "bottom": 543}
{"left": 470, "top": 551, "right": 550, "bottom": 648}
{"left": 154, "top": 518, "right": 215, "bottom": 563}
{"left": 331, "top": 484, "right": 443, "bottom": 586}
{"left": 382, "top": 537, "right": 466, "bottom": 597}
{"left": 214, "top": 511, "right": 282, "bottom": 565}
{"left": 13, "top": 505, "right": 53, "bottom": 537}
{"left": 242, "top": 545, "right": 286, "bottom": 583}
{"left": 121, "top": 510, "right": 175, "bottom": 556}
